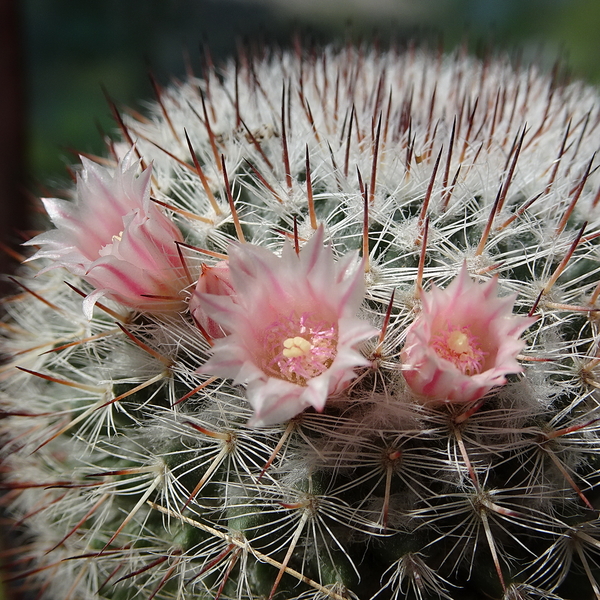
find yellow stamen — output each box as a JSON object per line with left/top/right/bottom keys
{"left": 447, "top": 331, "right": 471, "bottom": 355}
{"left": 282, "top": 337, "right": 312, "bottom": 358}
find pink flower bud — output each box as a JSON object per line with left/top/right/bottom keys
{"left": 189, "top": 262, "right": 234, "bottom": 339}
{"left": 193, "top": 226, "right": 378, "bottom": 426}
{"left": 401, "top": 265, "right": 534, "bottom": 403}
{"left": 26, "top": 153, "right": 187, "bottom": 317}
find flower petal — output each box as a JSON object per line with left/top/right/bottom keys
{"left": 195, "top": 225, "right": 377, "bottom": 425}
{"left": 401, "top": 264, "right": 534, "bottom": 403}
{"left": 26, "top": 154, "right": 188, "bottom": 316}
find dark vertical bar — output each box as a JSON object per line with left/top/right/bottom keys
{"left": 0, "top": 0, "right": 28, "bottom": 289}
{"left": 0, "top": 4, "right": 29, "bottom": 593}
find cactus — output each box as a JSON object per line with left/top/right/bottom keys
{"left": 3, "top": 42, "right": 600, "bottom": 600}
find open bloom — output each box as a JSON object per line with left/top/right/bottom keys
{"left": 194, "top": 227, "right": 378, "bottom": 426}
{"left": 401, "top": 265, "right": 534, "bottom": 403}
{"left": 26, "top": 153, "right": 187, "bottom": 317}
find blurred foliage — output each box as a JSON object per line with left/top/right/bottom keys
{"left": 23, "top": 0, "right": 600, "bottom": 183}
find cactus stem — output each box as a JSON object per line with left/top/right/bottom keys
{"left": 8, "top": 44, "right": 600, "bottom": 600}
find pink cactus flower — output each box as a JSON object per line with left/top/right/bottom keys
{"left": 26, "top": 153, "right": 187, "bottom": 317}
{"left": 194, "top": 226, "right": 378, "bottom": 426}
{"left": 189, "top": 262, "right": 234, "bottom": 339}
{"left": 401, "top": 265, "right": 534, "bottom": 403}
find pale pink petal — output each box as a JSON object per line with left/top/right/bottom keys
{"left": 26, "top": 153, "right": 188, "bottom": 316}
{"left": 401, "top": 264, "right": 534, "bottom": 404}
{"left": 196, "top": 225, "right": 378, "bottom": 425}
{"left": 246, "top": 378, "right": 312, "bottom": 427}
{"left": 189, "top": 262, "right": 234, "bottom": 339}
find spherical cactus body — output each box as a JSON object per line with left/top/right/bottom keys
{"left": 3, "top": 44, "right": 600, "bottom": 600}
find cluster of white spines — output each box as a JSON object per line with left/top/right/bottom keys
{"left": 2, "top": 44, "right": 600, "bottom": 600}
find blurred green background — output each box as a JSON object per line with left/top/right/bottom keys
{"left": 22, "top": 0, "right": 600, "bottom": 184}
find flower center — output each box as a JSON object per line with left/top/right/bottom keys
{"left": 98, "top": 231, "right": 124, "bottom": 258}
{"left": 282, "top": 336, "right": 313, "bottom": 358}
{"left": 262, "top": 313, "right": 338, "bottom": 385}
{"left": 430, "top": 325, "right": 486, "bottom": 375}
